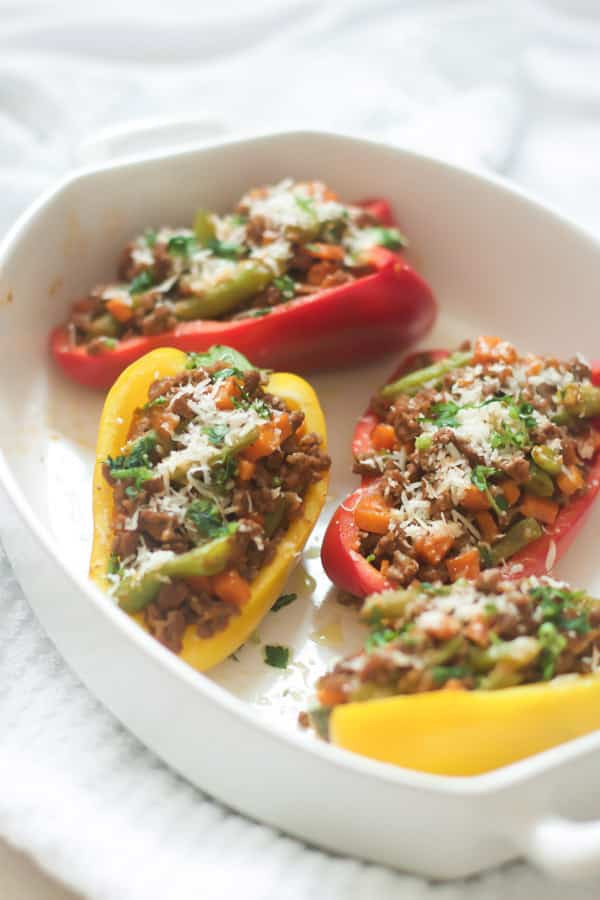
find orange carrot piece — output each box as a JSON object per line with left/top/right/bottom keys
{"left": 211, "top": 570, "right": 251, "bottom": 608}
{"left": 475, "top": 511, "right": 499, "bottom": 543}
{"left": 519, "top": 494, "right": 559, "bottom": 525}
{"left": 379, "top": 559, "right": 390, "bottom": 576}
{"left": 446, "top": 547, "right": 481, "bottom": 582}
{"left": 354, "top": 494, "right": 391, "bottom": 535}
{"left": 106, "top": 297, "right": 133, "bottom": 323}
{"left": 306, "top": 242, "right": 345, "bottom": 262}
{"left": 414, "top": 531, "right": 454, "bottom": 565}
{"left": 317, "top": 684, "right": 347, "bottom": 707}
{"left": 216, "top": 377, "right": 242, "bottom": 410}
{"left": 460, "top": 485, "right": 491, "bottom": 512}
{"left": 556, "top": 465, "right": 585, "bottom": 496}
{"left": 243, "top": 413, "right": 291, "bottom": 461}
{"left": 473, "top": 335, "right": 517, "bottom": 365}
{"left": 372, "top": 423, "right": 397, "bottom": 451}
{"left": 238, "top": 459, "right": 256, "bottom": 481}
{"left": 498, "top": 479, "right": 520, "bottom": 507}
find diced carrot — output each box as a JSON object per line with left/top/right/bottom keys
{"left": 526, "top": 357, "right": 544, "bottom": 376}
{"left": 216, "top": 377, "right": 242, "bottom": 410}
{"left": 371, "top": 423, "right": 397, "bottom": 451}
{"left": 443, "top": 679, "right": 466, "bottom": 691}
{"left": 237, "top": 459, "right": 256, "bottom": 481}
{"left": 306, "top": 242, "right": 346, "bottom": 261}
{"left": 414, "top": 530, "right": 454, "bottom": 565}
{"left": 317, "top": 684, "right": 346, "bottom": 707}
{"left": 473, "top": 335, "right": 517, "bottom": 365}
{"left": 300, "top": 181, "right": 339, "bottom": 202}
{"left": 556, "top": 465, "right": 585, "bottom": 496}
{"left": 379, "top": 559, "right": 390, "bottom": 576}
{"left": 354, "top": 494, "right": 391, "bottom": 535}
{"left": 460, "top": 485, "right": 490, "bottom": 512}
{"left": 446, "top": 547, "right": 481, "bottom": 581}
{"left": 211, "top": 570, "right": 251, "bottom": 608}
{"left": 243, "top": 414, "right": 291, "bottom": 461}
{"left": 475, "top": 511, "right": 499, "bottom": 544}
{"left": 106, "top": 296, "right": 133, "bottom": 323}
{"left": 307, "top": 260, "right": 337, "bottom": 285}
{"left": 498, "top": 479, "right": 520, "bottom": 507}
{"left": 519, "top": 494, "right": 559, "bottom": 525}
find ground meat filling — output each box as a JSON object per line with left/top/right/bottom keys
{"left": 353, "top": 338, "right": 600, "bottom": 586}
{"left": 315, "top": 574, "right": 600, "bottom": 709}
{"left": 67, "top": 179, "right": 406, "bottom": 349}
{"left": 104, "top": 357, "right": 330, "bottom": 653}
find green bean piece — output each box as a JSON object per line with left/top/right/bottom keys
{"left": 117, "top": 532, "right": 235, "bottom": 613}
{"left": 559, "top": 383, "right": 600, "bottom": 418}
{"left": 487, "top": 517, "right": 543, "bottom": 565}
{"left": 380, "top": 351, "right": 474, "bottom": 399}
{"left": 531, "top": 444, "right": 562, "bottom": 475}
{"left": 174, "top": 261, "right": 273, "bottom": 321}
{"left": 88, "top": 313, "right": 120, "bottom": 338}
{"left": 193, "top": 209, "right": 217, "bottom": 245}
{"left": 524, "top": 462, "right": 555, "bottom": 497}
{"left": 425, "top": 635, "right": 464, "bottom": 667}
{"left": 361, "top": 586, "right": 420, "bottom": 622}
{"left": 469, "top": 635, "right": 540, "bottom": 673}
{"left": 478, "top": 663, "right": 527, "bottom": 690}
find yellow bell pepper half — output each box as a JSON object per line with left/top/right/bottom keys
{"left": 90, "top": 347, "right": 329, "bottom": 671}
{"left": 330, "top": 673, "right": 600, "bottom": 776}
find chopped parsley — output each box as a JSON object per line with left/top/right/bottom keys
{"left": 107, "top": 554, "right": 121, "bottom": 575}
{"left": 144, "top": 228, "right": 157, "bottom": 247}
{"left": 212, "top": 453, "right": 238, "bottom": 487}
{"left": 368, "top": 226, "right": 407, "bottom": 250}
{"left": 107, "top": 432, "right": 157, "bottom": 472}
{"left": 537, "top": 621, "right": 567, "bottom": 680}
{"left": 471, "top": 465, "right": 505, "bottom": 515}
{"left": 271, "top": 592, "right": 297, "bottom": 612}
{"left": 144, "top": 395, "right": 167, "bottom": 409}
{"left": 210, "top": 366, "right": 244, "bottom": 382}
{"left": 185, "top": 499, "right": 230, "bottom": 538}
{"left": 273, "top": 274, "right": 296, "bottom": 299}
{"left": 167, "top": 234, "right": 196, "bottom": 256}
{"left": 203, "top": 424, "right": 229, "bottom": 446}
{"left": 294, "top": 195, "right": 315, "bottom": 216}
{"left": 365, "top": 627, "right": 399, "bottom": 652}
{"left": 264, "top": 645, "right": 290, "bottom": 668}
{"left": 205, "top": 238, "right": 245, "bottom": 259}
{"left": 429, "top": 401, "right": 460, "bottom": 428}
{"left": 129, "top": 270, "right": 155, "bottom": 295}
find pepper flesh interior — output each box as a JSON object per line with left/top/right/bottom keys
{"left": 90, "top": 346, "right": 329, "bottom": 671}
{"left": 348, "top": 338, "right": 600, "bottom": 587}
{"left": 314, "top": 574, "right": 600, "bottom": 775}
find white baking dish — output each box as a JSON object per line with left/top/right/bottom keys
{"left": 1, "top": 130, "right": 600, "bottom": 881}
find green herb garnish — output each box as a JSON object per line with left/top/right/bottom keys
{"left": 167, "top": 234, "right": 196, "bottom": 256}
{"left": 432, "top": 665, "right": 469, "bottom": 685}
{"left": 203, "top": 424, "right": 229, "bottom": 446}
{"left": 368, "top": 226, "right": 407, "bottom": 250}
{"left": 205, "top": 238, "right": 245, "bottom": 259}
{"left": 264, "top": 645, "right": 290, "bottom": 668}
{"left": 271, "top": 593, "right": 297, "bottom": 612}
{"left": 186, "top": 499, "right": 230, "bottom": 538}
{"left": 129, "top": 270, "right": 155, "bottom": 295}
{"left": 273, "top": 274, "right": 296, "bottom": 299}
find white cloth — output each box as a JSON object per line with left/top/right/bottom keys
{"left": 2, "top": 1, "right": 600, "bottom": 897}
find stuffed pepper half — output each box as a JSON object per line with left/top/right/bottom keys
{"left": 52, "top": 179, "right": 435, "bottom": 388}
{"left": 309, "top": 573, "right": 600, "bottom": 774}
{"left": 322, "top": 337, "right": 600, "bottom": 596}
{"left": 90, "top": 345, "right": 330, "bottom": 670}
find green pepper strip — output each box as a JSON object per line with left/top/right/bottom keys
{"left": 560, "top": 383, "right": 600, "bottom": 419}
{"left": 487, "top": 517, "right": 543, "bottom": 566}
{"left": 171, "top": 427, "right": 259, "bottom": 481}
{"left": 193, "top": 209, "right": 217, "bottom": 244}
{"left": 116, "top": 532, "right": 235, "bottom": 613}
{"left": 524, "top": 463, "right": 555, "bottom": 498}
{"left": 380, "top": 351, "right": 474, "bottom": 399}
{"left": 174, "top": 260, "right": 273, "bottom": 321}
{"left": 531, "top": 444, "right": 562, "bottom": 475}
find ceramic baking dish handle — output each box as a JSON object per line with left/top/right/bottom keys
{"left": 518, "top": 815, "right": 600, "bottom": 880}
{"left": 75, "top": 116, "right": 230, "bottom": 166}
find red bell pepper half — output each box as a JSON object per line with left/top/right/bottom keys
{"left": 50, "top": 199, "right": 436, "bottom": 391}
{"left": 322, "top": 350, "right": 600, "bottom": 598}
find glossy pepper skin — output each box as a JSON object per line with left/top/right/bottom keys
{"left": 322, "top": 349, "right": 600, "bottom": 598}
{"left": 50, "top": 199, "right": 436, "bottom": 391}
{"left": 330, "top": 673, "right": 600, "bottom": 775}
{"left": 89, "top": 347, "right": 329, "bottom": 671}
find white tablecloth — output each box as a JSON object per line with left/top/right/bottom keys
{"left": 2, "top": 2, "right": 600, "bottom": 897}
